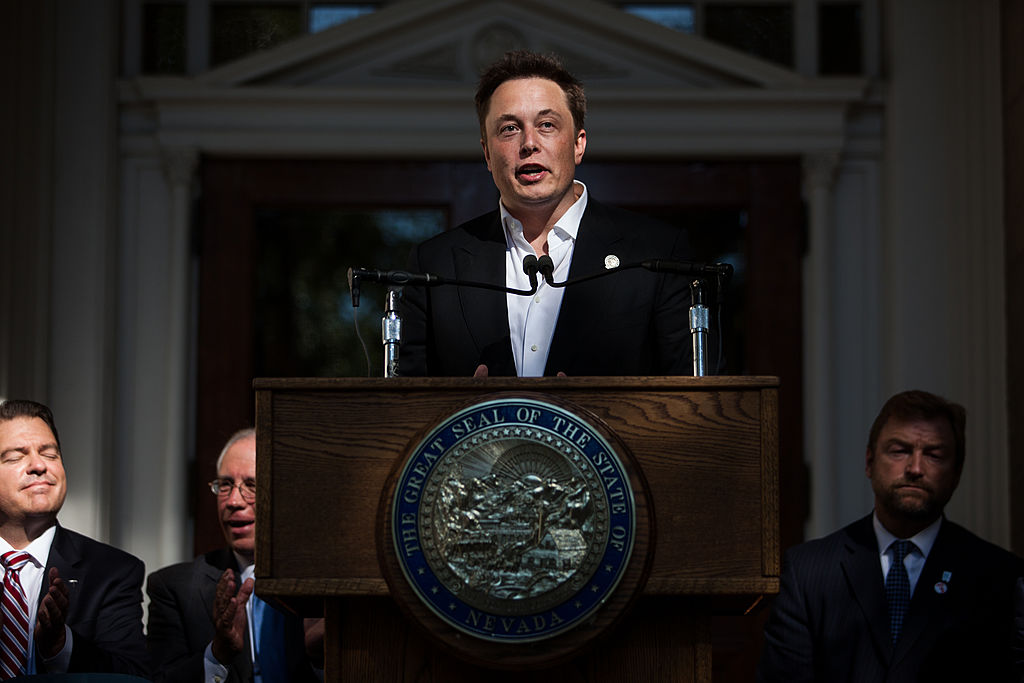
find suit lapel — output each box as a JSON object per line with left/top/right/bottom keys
{"left": 196, "top": 549, "right": 234, "bottom": 621}
{"left": 547, "top": 201, "right": 625, "bottom": 374}
{"left": 453, "top": 217, "right": 515, "bottom": 374}
{"left": 839, "top": 517, "right": 893, "bottom": 662}
{"left": 39, "top": 525, "right": 79, "bottom": 609}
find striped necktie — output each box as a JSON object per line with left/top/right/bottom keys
{"left": 885, "top": 540, "right": 914, "bottom": 644}
{"left": 0, "top": 551, "right": 33, "bottom": 679}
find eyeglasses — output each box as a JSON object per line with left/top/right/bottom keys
{"left": 208, "top": 478, "right": 256, "bottom": 502}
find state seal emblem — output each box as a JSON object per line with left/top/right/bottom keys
{"left": 389, "top": 396, "right": 637, "bottom": 643}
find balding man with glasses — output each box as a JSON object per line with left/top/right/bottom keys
{"left": 146, "top": 428, "right": 321, "bottom": 682}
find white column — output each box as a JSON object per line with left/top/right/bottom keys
{"left": 48, "top": 0, "right": 120, "bottom": 542}
{"left": 114, "top": 146, "right": 197, "bottom": 572}
{"left": 801, "top": 151, "right": 839, "bottom": 539}
{"left": 883, "top": 0, "right": 1008, "bottom": 545}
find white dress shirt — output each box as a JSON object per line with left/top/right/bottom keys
{"left": 873, "top": 512, "right": 942, "bottom": 597}
{"left": 503, "top": 181, "right": 588, "bottom": 376}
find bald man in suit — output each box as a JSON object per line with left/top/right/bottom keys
{"left": 146, "top": 429, "right": 320, "bottom": 682}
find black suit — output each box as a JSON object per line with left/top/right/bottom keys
{"left": 145, "top": 548, "right": 316, "bottom": 683}
{"left": 1014, "top": 576, "right": 1024, "bottom": 682}
{"left": 399, "top": 197, "right": 694, "bottom": 377}
{"left": 32, "top": 524, "right": 150, "bottom": 676}
{"left": 758, "top": 515, "right": 1024, "bottom": 683}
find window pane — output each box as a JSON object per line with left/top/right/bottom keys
{"left": 210, "top": 3, "right": 303, "bottom": 66}
{"left": 309, "top": 4, "right": 377, "bottom": 33}
{"left": 705, "top": 4, "right": 793, "bottom": 68}
{"left": 819, "top": 3, "right": 862, "bottom": 75}
{"left": 254, "top": 208, "right": 446, "bottom": 378}
{"left": 142, "top": 2, "right": 187, "bottom": 74}
{"left": 621, "top": 4, "right": 696, "bottom": 33}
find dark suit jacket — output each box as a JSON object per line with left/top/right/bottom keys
{"left": 145, "top": 548, "right": 317, "bottom": 683}
{"left": 758, "top": 514, "right": 1024, "bottom": 683}
{"left": 399, "top": 197, "right": 694, "bottom": 377}
{"left": 1014, "top": 576, "right": 1024, "bottom": 682}
{"left": 33, "top": 524, "right": 150, "bottom": 676}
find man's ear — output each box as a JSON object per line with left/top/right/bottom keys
{"left": 864, "top": 447, "right": 874, "bottom": 478}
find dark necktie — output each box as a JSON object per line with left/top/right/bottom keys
{"left": 885, "top": 539, "right": 913, "bottom": 644}
{"left": 0, "top": 551, "right": 33, "bottom": 679}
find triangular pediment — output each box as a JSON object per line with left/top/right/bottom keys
{"left": 197, "top": 0, "right": 806, "bottom": 90}
{"left": 123, "top": 0, "right": 869, "bottom": 158}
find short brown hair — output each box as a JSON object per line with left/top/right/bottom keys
{"left": 866, "top": 390, "right": 966, "bottom": 469}
{"left": 475, "top": 50, "right": 586, "bottom": 136}
{"left": 0, "top": 399, "right": 62, "bottom": 453}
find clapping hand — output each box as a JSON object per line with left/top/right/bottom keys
{"left": 211, "top": 568, "right": 253, "bottom": 664}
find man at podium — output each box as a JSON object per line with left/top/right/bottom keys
{"left": 399, "top": 50, "right": 694, "bottom": 377}
{"left": 758, "top": 390, "right": 1024, "bottom": 681}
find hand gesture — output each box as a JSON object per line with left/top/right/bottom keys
{"left": 211, "top": 568, "right": 253, "bottom": 664}
{"left": 35, "top": 567, "right": 70, "bottom": 659}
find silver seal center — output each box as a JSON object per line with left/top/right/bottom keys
{"left": 419, "top": 427, "right": 609, "bottom": 616}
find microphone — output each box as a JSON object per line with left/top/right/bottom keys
{"left": 346, "top": 259, "right": 542, "bottom": 309}
{"left": 640, "top": 260, "right": 733, "bottom": 278}
{"left": 522, "top": 254, "right": 540, "bottom": 291}
{"left": 346, "top": 267, "right": 361, "bottom": 308}
{"left": 348, "top": 268, "right": 442, "bottom": 287}
{"left": 537, "top": 255, "right": 555, "bottom": 286}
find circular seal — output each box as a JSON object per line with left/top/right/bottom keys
{"left": 391, "top": 397, "right": 636, "bottom": 643}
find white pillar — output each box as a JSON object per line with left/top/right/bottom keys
{"left": 883, "top": 0, "right": 1008, "bottom": 545}
{"left": 802, "top": 151, "right": 839, "bottom": 539}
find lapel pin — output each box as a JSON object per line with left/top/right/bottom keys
{"left": 933, "top": 571, "right": 952, "bottom": 594}
{"left": 604, "top": 254, "right": 620, "bottom": 270}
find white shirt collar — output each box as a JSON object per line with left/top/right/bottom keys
{"left": 0, "top": 523, "right": 57, "bottom": 567}
{"left": 872, "top": 511, "right": 942, "bottom": 558}
{"left": 500, "top": 180, "right": 588, "bottom": 244}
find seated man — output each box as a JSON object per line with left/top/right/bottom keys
{"left": 146, "top": 428, "right": 321, "bottom": 682}
{"left": 0, "top": 398, "right": 149, "bottom": 676}
{"left": 758, "top": 390, "right": 1024, "bottom": 682}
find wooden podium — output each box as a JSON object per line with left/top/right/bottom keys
{"left": 253, "top": 376, "right": 779, "bottom": 682}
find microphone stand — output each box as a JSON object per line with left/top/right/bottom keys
{"left": 347, "top": 256, "right": 543, "bottom": 377}
{"left": 535, "top": 256, "right": 732, "bottom": 376}
{"left": 349, "top": 256, "right": 731, "bottom": 377}
{"left": 382, "top": 288, "right": 402, "bottom": 378}
{"left": 689, "top": 280, "right": 709, "bottom": 377}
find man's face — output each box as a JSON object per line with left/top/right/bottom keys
{"left": 866, "top": 416, "right": 961, "bottom": 534}
{"left": 481, "top": 77, "right": 586, "bottom": 219}
{"left": 217, "top": 435, "right": 256, "bottom": 562}
{"left": 0, "top": 417, "right": 67, "bottom": 527}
